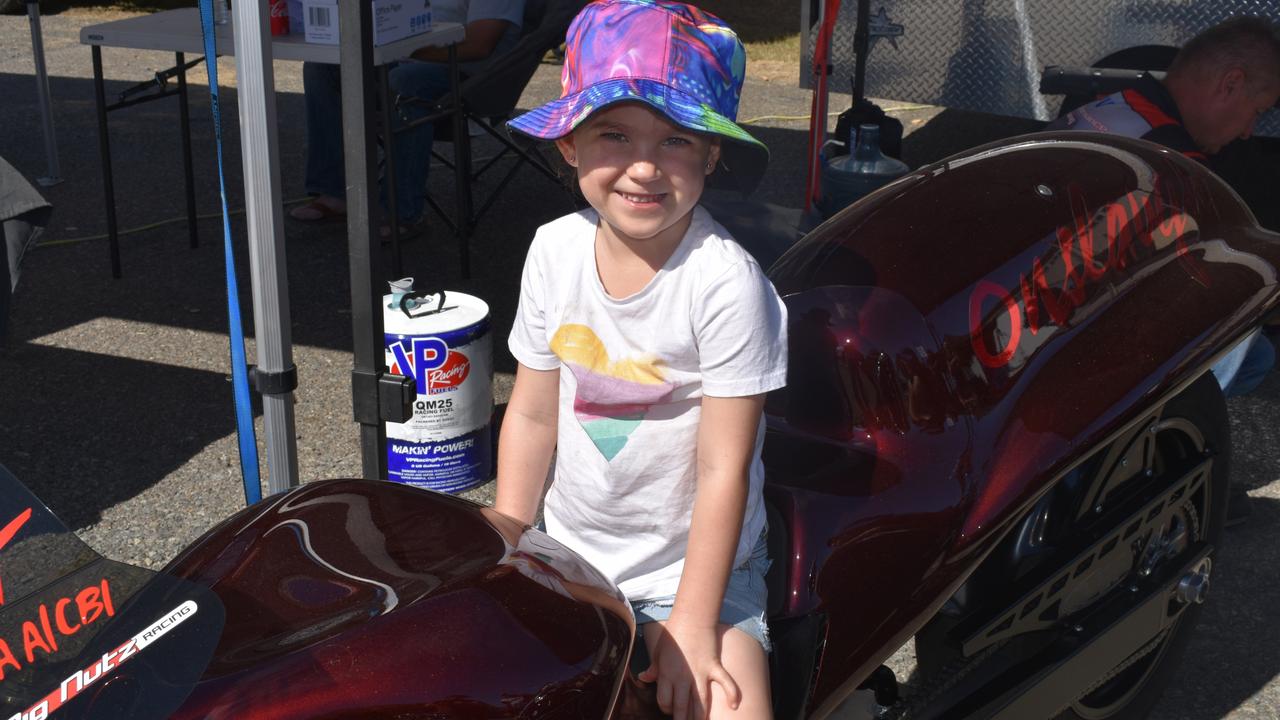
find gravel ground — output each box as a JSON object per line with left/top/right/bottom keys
{"left": 2, "top": 8, "right": 1279, "bottom": 718}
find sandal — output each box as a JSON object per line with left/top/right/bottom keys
{"left": 379, "top": 216, "right": 426, "bottom": 243}
{"left": 289, "top": 196, "right": 347, "bottom": 222}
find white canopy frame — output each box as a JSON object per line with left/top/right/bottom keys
{"left": 26, "top": 0, "right": 61, "bottom": 187}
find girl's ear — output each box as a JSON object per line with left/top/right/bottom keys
{"left": 556, "top": 135, "right": 579, "bottom": 167}
{"left": 705, "top": 138, "right": 722, "bottom": 176}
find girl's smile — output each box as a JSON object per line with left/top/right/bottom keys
{"left": 617, "top": 191, "right": 667, "bottom": 207}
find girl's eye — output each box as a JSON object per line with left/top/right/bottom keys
{"left": 601, "top": 131, "right": 627, "bottom": 142}
{"left": 663, "top": 136, "right": 693, "bottom": 147}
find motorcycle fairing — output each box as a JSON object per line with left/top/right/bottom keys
{"left": 161, "top": 479, "right": 634, "bottom": 720}
{"left": 0, "top": 464, "right": 223, "bottom": 720}
{"left": 764, "top": 132, "right": 1280, "bottom": 717}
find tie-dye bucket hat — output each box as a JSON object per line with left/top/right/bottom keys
{"left": 507, "top": 0, "right": 769, "bottom": 194}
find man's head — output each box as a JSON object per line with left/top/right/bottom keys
{"left": 1166, "top": 16, "right": 1280, "bottom": 154}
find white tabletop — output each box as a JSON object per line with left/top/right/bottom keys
{"left": 80, "top": 8, "right": 464, "bottom": 65}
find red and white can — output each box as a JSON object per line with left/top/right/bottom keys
{"left": 270, "top": 0, "right": 289, "bottom": 35}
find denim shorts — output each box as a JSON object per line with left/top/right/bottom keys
{"left": 631, "top": 530, "right": 772, "bottom": 653}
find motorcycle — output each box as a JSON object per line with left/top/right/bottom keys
{"left": 2, "top": 131, "right": 1277, "bottom": 720}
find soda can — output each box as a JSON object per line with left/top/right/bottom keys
{"left": 270, "top": 0, "right": 289, "bottom": 35}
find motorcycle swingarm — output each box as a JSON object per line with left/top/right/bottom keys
{"left": 971, "top": 544, "right": 1212, "bottom": 720}
{"left": 960, "top": 455, "right": 1210, "bottom": 657}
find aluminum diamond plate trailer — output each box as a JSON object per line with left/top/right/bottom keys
{"left": 801, "top": 0, "right": 1280, "bottom": 136}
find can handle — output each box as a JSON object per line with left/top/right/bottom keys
{"left": 400, "top": 289, "right": 449, "bottom": 318}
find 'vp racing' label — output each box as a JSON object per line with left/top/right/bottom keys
{"left": 385, "top": 327, "right": 493, "bottom": 492}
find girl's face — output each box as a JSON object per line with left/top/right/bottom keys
{"left": 556, "top": 103, "right": 720, "bottom": 249}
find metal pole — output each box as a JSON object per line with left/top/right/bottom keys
{"left": 448, "top": 44, "right": 474, "bottom": 279}
{"left": 852, "top": 0, "right": 870, "bottom": 103}
{"left": 26, "top": 0, "right": 61, "bottom": 187}
{"left": 380, "top": 64, "right": 404, "bottom": 278}
{"left": 176, "top": 52, "right": 200, "bottom": 249}
{"left": 231, "top": 0, "right": 300, "bottom": 492}
{"left": 91, "top": 45, "right": 122, "bottom": 279}
{"left": 340, "top": 0, "right": 390, "bottom": 480}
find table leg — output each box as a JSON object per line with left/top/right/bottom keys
{"left": 177, "top": 51, "right": 199, "bottom": 249}
{"left": 448, "top": 44, "right": 472, "bottom": 279}
{"left": 91, "top": 45, "right": 121, "bottom": 279}
{"left": 381, "top": 65, "right": 403, "bottom": 278}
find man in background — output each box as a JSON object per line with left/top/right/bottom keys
{"left": 1050, "top": 15, "right": 1280, "bottom": 524}
{"left": 290, "top": 0, "right": 525, "bottom": 238}
{"left": 1051, "top": 16, "right": 1280, "bottom": 399}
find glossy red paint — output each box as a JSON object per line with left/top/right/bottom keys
{"left": 764, "top": 131, "right": 1280, "bottom": 716}
{"left": 162, "top": 480, "right": 634, "bottom": 720}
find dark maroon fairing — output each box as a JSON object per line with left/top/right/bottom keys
{"left": 162, "top": 480, "right": 633, "bottom": 719}
{"left": 763, "top": 131, "right": 1280, "bottom": 717}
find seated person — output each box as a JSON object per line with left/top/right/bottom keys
{"left": 1050, "top": 15, "right": 1280, "bottom": 399}
{"left": 290, "top": 0, "right": 525, "bottom": 236}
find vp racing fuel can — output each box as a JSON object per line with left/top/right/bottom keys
{"left": 384, "top": 284, "right": 493, "bottom": 492}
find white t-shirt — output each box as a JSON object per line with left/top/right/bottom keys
{"left": 508, "top": 206, "right": 789, "bottom": 600}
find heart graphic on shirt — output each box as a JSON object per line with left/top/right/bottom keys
{"left": 551, "top": 324, "right": 675, "bottom": 461}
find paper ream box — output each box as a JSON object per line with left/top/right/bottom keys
{"left": 302, "top": 0, "right": 432, "bottom": 46}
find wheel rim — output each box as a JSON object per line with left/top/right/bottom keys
{"left": 1067, "top": 415, "right": 1211, "bottom": 717}
{"left": 1070, "top": 625, "right": 1176, "bottom": 718}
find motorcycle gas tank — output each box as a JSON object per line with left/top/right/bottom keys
{"left": 162, "top": 480, "right": 633, "bottom": 720}
{"left": 764, "top": 132, "right": 1280, "bottom": 713}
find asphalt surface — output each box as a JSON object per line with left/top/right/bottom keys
{"left": 2, "top": 8, "right": 1278, "bottom": 719}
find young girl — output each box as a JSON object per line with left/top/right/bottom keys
{"left": 496, "top": 2, "right": 787, "bottom": 719}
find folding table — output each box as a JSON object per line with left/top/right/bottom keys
{"left": 80, "top": 8, "right": 465, "bottom": 278}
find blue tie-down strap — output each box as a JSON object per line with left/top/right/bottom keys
{"left": 198, "top": 0, "right": 262, "bottom": 505}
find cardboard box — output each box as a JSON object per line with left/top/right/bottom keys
{"left": 302, "top": 0, "right": 432, "bottom": 46}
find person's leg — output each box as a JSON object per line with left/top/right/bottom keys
{"left": 713, "top": 626, "right": 773, "bottom": 720}
{"left": 302, "top": 62, "right": 347, "bottom": 201}
{"left": 1216, "top": 333, "right": 1275, "bottom": 526}
{"left": 1223, "top": 332, "right": 1275, "bottom": 398}
{"left": 384, "top": 60, "right": 453, "bottom": 222}
{"left": 639, "top": 623, "right": 772, "bottom": 720}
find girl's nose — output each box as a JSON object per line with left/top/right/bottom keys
{"left": 627, "top": 156, "right": 660, "bottom": 182}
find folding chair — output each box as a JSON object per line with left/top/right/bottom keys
{"left": 403, "top": 0, "right": 587, "bottom": 276}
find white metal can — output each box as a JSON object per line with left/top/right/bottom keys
{"left": 383, "top": 287, "right": 493, "bottom": 492}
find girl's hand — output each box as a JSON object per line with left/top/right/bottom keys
{"left": 638, "top": 618, "right": 741, "bottom": 720}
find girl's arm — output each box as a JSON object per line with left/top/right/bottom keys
{"left": 494, "top": 363, "right": 561, "bottom": 526}
{"left": 640, "top": 393, "right": 766, "bottom": 720}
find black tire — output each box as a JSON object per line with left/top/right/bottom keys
{"left": 1053, "top": 373, "right": 1229, "bottom": 720}
{"left": 909, "top": 373, "right": 1230, "bottom": 720}
{"left": 1058, "top": 45, "right": 1180, "bottom": 118}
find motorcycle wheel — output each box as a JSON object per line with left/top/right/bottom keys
{"left": 910, "top": 373, "right": 1230, "bottom": 720}
{"left": 1055, "top": 374, "right": 1229, "bottom": 718}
